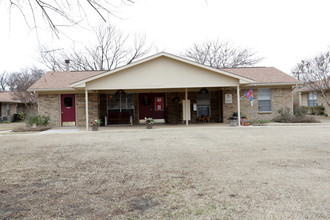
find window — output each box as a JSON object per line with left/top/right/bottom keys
{"left": 6, "top": 104, "right": 10, "bottom": 116}
{"left": 108, "top": 93, "right": 134, "bottom": 111}
{"left": 64, "top": 97, "right": 73, "bottom": 107}
{"left": 258, "top": 88, "right": 271, "bottom": 112}
{"left": 308, "top": 93, "right": 317, "bottom": 107}
{"left": 197, "top": 89, "right": 210, "bottom": 117}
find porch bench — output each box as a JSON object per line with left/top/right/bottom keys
{"left": 108, "top": 111, "right": 131, "bottom": 124}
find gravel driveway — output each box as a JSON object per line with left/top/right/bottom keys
{"left": 0, "top": 125, "right": 329, "bottom": 219}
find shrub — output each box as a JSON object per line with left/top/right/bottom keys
{"left": 13, "top": 113, "right": 26, "bottom": 122}
{"left": 274, "top": 107, "right": 320, "bottom": 123}
{"left": 26, "top": 115, "right": 50, "bottom": 127}
{"left": 311, "top": 105, "right": 325, "bottom": 115}
{"left": 276, "top": 107, "right": 291, "bottom": 121}
{"left": 301, "top": 105, "right": 325, "bottom": 115}
{"left": 293, "top": 106, "right": 307, "bottom": 117}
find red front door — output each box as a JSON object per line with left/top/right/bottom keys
{"left": 139, "top": 93, "right": 165, "bottom": 120}
{"left": 61, "top": 94, "right": 76, "bottom": 126}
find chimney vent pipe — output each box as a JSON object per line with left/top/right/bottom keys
{"left": 65, "top": 59, "right": 70, "bottom": 71}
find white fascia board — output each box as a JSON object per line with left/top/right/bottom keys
{"left": 69, "top": 52, "right": 255, "bottom": 87}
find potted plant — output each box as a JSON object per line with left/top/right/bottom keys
{"left": 229, "top": 112, "right": 248, "bottom": 126}
{"left": 90, "top": 119, "right": 101, "bottom": 131}
{"left": 145, "top": 117, "right": 154, "bottom": 129}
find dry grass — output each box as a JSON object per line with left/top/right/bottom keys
{"left": 0, "top": 125, "right": 329, "bottom": 219}
{"left": 0, "top": 122, "right": 25, "bottom": 131}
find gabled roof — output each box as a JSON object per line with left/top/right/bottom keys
{"left": 28, "top": 52, "right": 300, "bottom": 92}
{"left": 69, "top": 52, "right": 255, "bottom": 88}
{"left": 0, "top": 92, "right": 22, "bottom": 103}
{"left": 28, "top": 71, "right": 105, "bottom": 91}
{"left": 222, "top": 67, "right": 302, "bottom": 85}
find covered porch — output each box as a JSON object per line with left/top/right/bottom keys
{"left": 68, "top": 53, "right": 255, "bottom": 130}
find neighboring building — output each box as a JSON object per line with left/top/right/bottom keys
{"left": 0, "top": 92, "right": 26, "bottom": 122}
{"left": 28, "top": 52, "right": 301, "bottom": 129}
{"left": 295, "top": 83, "right": 330, "bottom": 115}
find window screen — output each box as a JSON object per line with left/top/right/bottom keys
{"left": 258, "top": 88, "right": 271, "bottom": 112}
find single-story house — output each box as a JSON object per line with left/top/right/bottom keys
{"left": 294, "top": 82, "right": 330, "bottom": 115}
{"left": 0, "top": 92, "right": 26, "bottom": 122}
{"left": 28, "top": 52, "right": 301, "bottom": 129}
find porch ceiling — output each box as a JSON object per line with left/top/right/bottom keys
{"left": 70, "top": 53, "right": 255, "bottom": 90}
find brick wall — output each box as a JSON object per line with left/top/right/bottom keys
{"left": 38, "top": 94, "right": 60, "bottom": 127}
{"left": 166, "top": 92, "right": 184, "bottom": 124}
{"left": 99, "top": 94, "right": 107, "bottom": 125}
{"left": 223, "top": 87, "right": 293, "bottom": 123}
{"left": 76, "top": 93, "right": 99, "bottom": 127}
{"left": 134, "top": 93, "right": 139, "bottom": 124}
{"left": 210, "top": 90, "right": 222, "bottom": 122}
{"left": 38, "top": 93, "right": 99, "bottom": 127}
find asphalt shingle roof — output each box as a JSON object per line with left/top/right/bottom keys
{"left": 29, "top": 71, "right": 105, "bottom": 90}
{"left": 0, "top": 92, "right": 21, "bottom": 103}
{"left": 221, "top": 67, "right": 301, "bottom": 84}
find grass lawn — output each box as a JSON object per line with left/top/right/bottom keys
{"left": 0, "top": 125, "right": 329, "bottom": 219}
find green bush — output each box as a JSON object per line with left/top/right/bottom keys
{"left": 301, "top": 105, "right": 325, "bottom": 115}
{"left": 293, "top": 106, "right": 307, "bottom": 117}
{"left": 311, "top": 105, "right": 325, "bottom": 115}
{"left": 26, "top": 115, "right": 50, "bottom": 127}
{"left": 13, "top": 113, "right": 26, "bottom": 122}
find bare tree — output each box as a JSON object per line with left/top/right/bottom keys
{"left": 6, "top": 67, "right": 44, "bottom": 113}
{"left": 183, "top": 40, "right": 262, "bottom": 68}
{"left": 292, "top": 50, "right": 330, "bottom": 108}
{"left": 0, "top": 72, "right": 7, "bottom": 91}
{"left": 39, "top": 25, "right": 149, "bottom": 71}
{"left": 4, "top": 0, "right": 134, "bottom": 37}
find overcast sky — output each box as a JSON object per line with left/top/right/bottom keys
{"left": 0, "top": 0, "right": 329, "bottom": 75}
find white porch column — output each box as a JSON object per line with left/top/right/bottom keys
{"left": 237, "top": 85, "right": 241, "bottom": 126}
{"left": 85, "top": 89, "right": 89, "bottom": 131}
{"left": 298, "top": 92, "right": 302, "bottom": 106}
{"left": 185, "top": 88, "right": 188, "bottom": 126}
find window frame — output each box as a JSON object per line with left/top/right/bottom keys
{"left": 308, "top": 92, "right": 317, "bottom": 107}
{"left": 197, "top": 90, "right": 211, "bottom": 118}
{"left": 258, "top": 88, "right": 272, "bottom": 112}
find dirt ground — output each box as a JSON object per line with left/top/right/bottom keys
{"left": 0, "top": 124, "right": 329, "bottom": 219}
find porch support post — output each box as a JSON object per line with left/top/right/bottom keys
{"left": 185, "top": 88, "right": 188, "bottom": 126}
{"left": 237, "top": 85, "right": 241, "bottom": 126}
{"left": 85, "top": 89, "right": 89, "bottom": 131}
